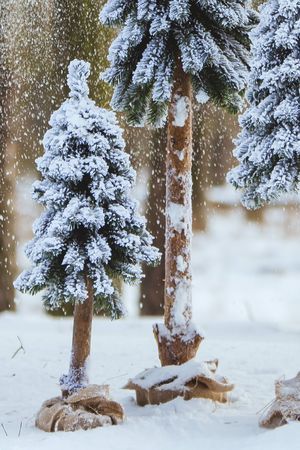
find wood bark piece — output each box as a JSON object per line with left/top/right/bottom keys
{"left": 260, "top": 372, "right": 300, "bottom": 429}
{"left": 36, "top": 384, "right": 124, "bottom": 432}
{"left": 125, "top": 359, "right": 234, "bottom": 406}
{"left": 153, "top": 323, "right": 203, "bottom": 366}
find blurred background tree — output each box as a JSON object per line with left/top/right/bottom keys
{"left": 0, "top": 1, "right": 16, "bottom": 311}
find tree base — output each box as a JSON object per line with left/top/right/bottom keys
{"left": 153, "top": 323, "right": 204, "bottom": 366}
{"left": 260, "top": 372, "right": 300, "bottom": 429}
{"left": 36, "top": 384, "right": 124, "bottom": 432}
{"left": 125, "top": 359, "right": 234, "bottom": 406}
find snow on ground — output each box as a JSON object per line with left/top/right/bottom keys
{"left": 1, "top": 207, "right": 300, "bottom": 449}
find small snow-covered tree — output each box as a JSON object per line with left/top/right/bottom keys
{"left": 100, "top": 0, "right": 257, "bottom": 366}
{"left": 228, "top": 0, "right": 300, "bottom": 209}
{"left": 15, "top": 59, "right": 159, "bottom": 393}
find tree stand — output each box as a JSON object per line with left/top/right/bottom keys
{"left": 125, "top": 358, "right": 233, "bottom": 406}
{"left": 260, "top": 372, "right": 300, "bottom": 429}
{"left": 126, "top": 324, "right": 233, "bottom": 406}
{"left": 36, "top": 384, "right": 124, "bottom": 432}
{"left": 36, "top": 279, "right": 124, "bottom": 432}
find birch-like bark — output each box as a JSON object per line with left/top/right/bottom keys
{"left": 154, "top": 60, "right": 202, "bottom": 366}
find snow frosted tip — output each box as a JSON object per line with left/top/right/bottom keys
{"left": 67, "top": 59, "right": 91, "bottom": 99}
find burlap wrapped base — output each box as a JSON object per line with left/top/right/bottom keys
{"left": 125, "top": 359, "right": 234, "bottom": 406}
{"left": 36, "top": 384, "right": 124, "bottom": 432}
{"left": 260, "top": 372, "right": 300, "bottom": 429}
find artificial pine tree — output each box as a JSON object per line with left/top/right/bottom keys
{"left": 227, "top": 0, "right": 300, "bottom": 429}
{"left": 100, "top": 0, "right": 258, "bottom": 368}
{"left": 228, "top": 0, "right": 300, "bottom": 209}
{"left": 14, "top": 59, "right": 159, "bottom": 428}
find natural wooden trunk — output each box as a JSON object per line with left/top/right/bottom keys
{"left": 154, "top": 60, "right": 202, "bottom": 366}
{"left": 0, "top": 64, "right": 16, "bottom": 312}
{"left": 63, "top": 276, "right": 93, "bottom": 396}
{"left": 0, "top": 144, "right": 16, "bottom": 312}
{"left": 140, "top": 128, "right": 166, "bottom": 316}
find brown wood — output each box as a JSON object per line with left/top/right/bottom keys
{"left": 165, "top": 60, "right": 192, "bottom": 329}
{"left": 153, "top": 325, "right": 203, "bottom": 366}
{"left": 63, "top": 276, "right": 93, "bottom": 396}
{"left": 140, "top": 128, "right": 166, "bottom": 316}
{"left": 0, "top": 58, "right": 16, "bottom": 312}
{"left": 154, "top": 59, "right": 201, "bottom": 366}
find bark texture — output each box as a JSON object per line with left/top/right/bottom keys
{"left": 0, "top": 144, "right": 16, "bottom": 312}
{"left": 154, "top": 60, "right": 201, "bottom": 366}
{"left": 140, "top": 128, "right": 166, "bottom": 316}
{"left": 0, "top": 56, "right": 16, "bottom": 312}
{"left": 62, "top": 277, "right": 93, "bottom": 396}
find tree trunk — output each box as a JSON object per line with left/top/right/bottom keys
{"left": 0, "top": 142, "right": 16, "bottom": 313}
{"left": 154, "top": 60, "right": 202, "bottom": 366}
{"left": 0, "top": 40, "right": 16, "bottom": 312}
{"left": 62, "top": 276, "right": 93, "bottom": 396}
{"left": 140, "top": 128, "right": 166, "bottom": 316}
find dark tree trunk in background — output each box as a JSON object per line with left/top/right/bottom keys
{"left": 192, "top": 108, "right": 208, "bottom": 232}
{"left": 140, "top": 128, "right": 166, "bottom": 316}
{"left": 0, "top": 43, "right": 16, "bottom": 312}
{"left": 0, "top": 142, "right": 16, "bottom": 312}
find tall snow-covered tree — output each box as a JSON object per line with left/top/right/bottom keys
{"left": 14, "top": 59, "right": 159, "bottom": 393}
{"left": 100, "top": 0, "right": 257, "bottom": 366}
{"left": 228, "top": 0, "right": 300, "bottom": 209}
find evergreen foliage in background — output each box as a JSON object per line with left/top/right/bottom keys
{"left": 228, "top": 0, "right": 300, "bottom": 209}
{"left": 14, "top": 60, "right": 160, "bottom": 318}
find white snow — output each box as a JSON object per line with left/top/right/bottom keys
{"left": 176, "top": 255, "right": 187, "bottom": 272}
{"left": 176, "top": 149, "right": 185, "bottom": 161}
{"left": 173, "top": 277, "right": 192, "bottom": 329}
{"left": 3, "top": 207, "right": 300, "bottom": 449}
{"left": 128, "top": 359, "right": 218, "bottom": 391}
{"left": 1, "top": 314, "right": 300, "bottom": 450}
{"left": 167, "top": 202, "right": 188, "bottom": 232}
{"left": 196, "top": 89, "right": 210, "bottom": 104}
{"left": 172, "top": 95, "right": 190, "bottom": 127}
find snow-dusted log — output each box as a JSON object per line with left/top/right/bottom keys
{"left": 125, "top": 359, "right": 234, "bottom": 406}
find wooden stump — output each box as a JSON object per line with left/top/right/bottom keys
{"left": 153, "top": 323, "right": 203, "bottom": 366}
